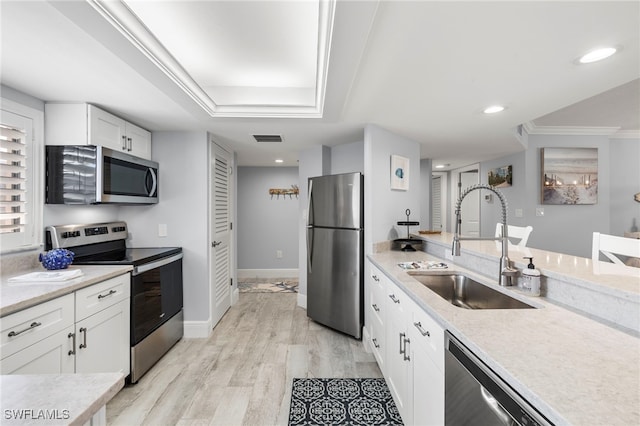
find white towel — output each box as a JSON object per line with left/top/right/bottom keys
{"left": 8, "top": 269, "right": 84, "bottom": 285}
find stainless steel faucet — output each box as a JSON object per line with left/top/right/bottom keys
{"left": 452, "top": 184, "right": 519, "bottom": 286}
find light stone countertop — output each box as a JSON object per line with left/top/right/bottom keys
{"left": 369, "top": 249, "right": 640, "bottom": 426}
{"left": 0, "top": 373, "right": 124, "bottom": 425}
{"left": 415, "top": 232, "right": 640, "bottom": 298}
{"left": 1, "top": 265, "right": 133, "bottom": 317}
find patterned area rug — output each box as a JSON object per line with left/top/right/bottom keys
{"left": 237, "top": 278, "right": 298, "bottom": 293}
{"left": 288, "top": 378, "right": 403, "bottom": 426}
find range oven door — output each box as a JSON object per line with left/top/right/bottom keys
{"left": 445, "top": 333, "right": 552, "bottom": 426}
{"left": 131, "top": 253, "right": 183, "bottom": 345}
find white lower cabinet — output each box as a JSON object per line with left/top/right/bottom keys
{"left": 75, "top": 299, "right": 130, "bottom": 375}
{"left": 367, "top": 264, "right": 388, "bottom": 373}
{"left": 385, "top": 279, "right": 413, "bottom": 424}
{"left": 1, "top": 273, "right": 131, "bottom": 376}
{"left": 409, "top": 309, "right": 445, "bottom": 425}
{"left": 366, "top": 260, "right": 445, "bottom": 426}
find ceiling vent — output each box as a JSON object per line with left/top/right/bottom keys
{"left": 253, "top": 134, "right": 283, "bottom": 143}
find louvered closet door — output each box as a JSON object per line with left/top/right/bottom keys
{"left": 210, "top": 142, "right": 232, "bottom": 328}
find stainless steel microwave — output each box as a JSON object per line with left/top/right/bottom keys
{"left": 46, "top": 145, "right": 158, "bottom": 204}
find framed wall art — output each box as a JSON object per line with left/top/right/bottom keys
{"left": 390, "top": 155, "right": 409, "bottom": 191}
{"left": 488, "top": 165, "right": 512, "bottom": 187}
{"left": 541, "top": 147, "right": 598, "bottom": 205}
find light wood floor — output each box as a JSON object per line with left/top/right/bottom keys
{"left": 106, "top": 293, "right": 381, "bottom": 426}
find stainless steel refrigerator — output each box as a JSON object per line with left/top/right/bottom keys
{"left": 306, "top": 172, "right": 364, "bottom": 339}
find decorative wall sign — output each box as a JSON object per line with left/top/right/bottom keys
{"left": 390, "top": 155, "right": 409, "bottom": 191}
{"left": 541, "top": 147, "right": 598, "bottom": 205}
{"left": 488, "top": 165, "right": 512, "bottom": 187}
{"left": 269, "top": 185, "right": 299, "bottom": 199}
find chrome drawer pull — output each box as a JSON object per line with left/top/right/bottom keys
{"left": 372, "top": 338, "right": 380, "bottom": 349}
{"left": 97, "top": 289, "right": 117, "bottom": 299}
{"left": 414, "top": 321, "right": 430, "bottom": 337}
{"left": 372, "top": 303, "right": 380, "bottom": 312}
{"left": 399, "top": 332, "right": 406, "bottom": 354}
{"left": 79, "top": 327, "right": 87, "bottom": 349}
{"left": 372, "top": 275, "right": 380, "bottom": 282}
{"left": 68, "top": 332, "right": 76, "bottom": 356}
{"left": 403, "top": 337, "right": 411, "bottom": 361}
{"left": 389, "top": 294, "right": 400, "bottom": 304}
{"left": 8, "top": 321, "right": 42, "bottom": 337}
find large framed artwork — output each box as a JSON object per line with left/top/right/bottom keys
{"left": 488, "top": 165, "right": 512, "bottom": 187}
{"left": 541, "top": 147, "right": 598, "bottom": 205}
{"left": 390, "top": 155, "right": 409, "bottom": 191}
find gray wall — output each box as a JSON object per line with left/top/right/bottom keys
{"left": 475, "top": 133, "right": 638, "bottom": 259}
{"left": 609, "top": 138, "right": 640, "bottom": 235}
{"left": 237, "top": 166, "right": 299, "bottom": 269}
{"left": 331, "top": 141, "right": 364, "bottom": 174}
{"left": 364, "top": 124, "right": 421, "bottom": 253}
{"left": 119, "top": 131, "right": 212, "bottom": 323}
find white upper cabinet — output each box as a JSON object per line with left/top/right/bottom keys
{"left": 45, "top": 103, "right": 152, "bottom": 160}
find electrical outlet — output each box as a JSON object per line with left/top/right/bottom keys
{"left": 276, "top": 250, "right": 283, "bottom": 259}
{"left": 536, "top": 208, "right": 545, "bottom": 217}
{"left": 158, "top": 224, "right": 168, "bottom": 237}
{"left": 515, "top": 208, "right": 523, "bottom": 218}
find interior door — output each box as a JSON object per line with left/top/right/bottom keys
{"left": 210, "top": 142, "right": 232, "bottom": 328}
{"left": 459, "top": 170, "right": 480, "bottom": 237}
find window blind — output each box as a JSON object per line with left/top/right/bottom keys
{"left": 431, "top": 175, "right": 442, "bottom": 230}
{"left": 0, "top": 124, "right": 28, "bottom": 234}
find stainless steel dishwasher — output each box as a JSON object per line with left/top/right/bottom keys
{"left": 445, "top": 332, "right": 553, "bottom": 426}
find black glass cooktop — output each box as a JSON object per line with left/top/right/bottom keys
{"left": 72, "top": 247, "right": 182, "bottom": 267}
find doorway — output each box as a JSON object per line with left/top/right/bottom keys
{"left": 431, "top": 172, "right": 447, "bottom": 232}
{"left": 450, "top": 164, "right": 480, "bottom": 237}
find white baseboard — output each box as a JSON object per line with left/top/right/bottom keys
{"left": 183, "top": 320, "right": 212, "bottom": 338}
{"left": 238, "top": 268, "right": 299, "bottom": 280}
{"left": 297, "top": 292, "right": 307, "bottom": 309}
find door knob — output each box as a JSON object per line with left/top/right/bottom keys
{"left": 212, "top": 241, "right": 222, "bottom": 247}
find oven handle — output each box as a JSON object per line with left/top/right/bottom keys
{"left": 133, "top": 253, "right": 183, "bottom": 276}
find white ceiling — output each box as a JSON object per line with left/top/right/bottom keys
{"left": 1, "top": 1, "right": 638, "bottom": 169}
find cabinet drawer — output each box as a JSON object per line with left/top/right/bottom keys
{"left": 411, "top": 307, "right": 445, "bottom": 371}
{"left": 369, "top": 278, "right": 386, "bottom": 324}
{"left": 75, "top": 274, "right": 130, "bottom": 321}
{"left": 1, "top": 294, "right": 74, "bottom": 359}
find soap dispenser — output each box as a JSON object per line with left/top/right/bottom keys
{"left": 522, "top": 257, "right": 541, "bottom": 296}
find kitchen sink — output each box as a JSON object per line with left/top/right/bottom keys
{"left": 408, "top": 272, "right": 535, "bottom": 310}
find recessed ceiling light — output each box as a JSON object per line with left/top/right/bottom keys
{"left": 483, "top": 105, "right": 505, "bottom": 114}
{"left": 434, "top": 163, "right": 450, "bottom": 169}
{"left": 275, "top": 159, "right": 284, "bottom": 163}
{"left": 578, "top": 47, "right": 617, "bottom": 64}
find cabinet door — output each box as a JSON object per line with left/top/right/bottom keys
{"left": 88, "top": 105, "right": 127, "bottom": 152}
{"left": 125, "top": 122, "right": 152, "bottom": 159}
{"left": 410, "top": 321, "right": 445, "bottom": 425}
{"left": 385, "top": 283, "right": 412, "bottom": 424}
{"left": 75, "top": 299, "right": 130, "bottom": 375}
{"left": 1, "top": 326, "right": 75, "bottom": 374}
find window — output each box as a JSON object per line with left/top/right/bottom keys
{"left": 0, "top": 99, "right": 43, "bottom": 253}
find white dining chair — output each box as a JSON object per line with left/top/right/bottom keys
{"left": 592, "top": 232, "right": 640, "bottom": 265}
{"left": 495, "top": 223, "right": 533, "bottom": 247}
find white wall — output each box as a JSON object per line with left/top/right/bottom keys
{"left": 119, "top": 131, "right": 211, "bottom": 323}
{"left": 237, "top": 166, "right": 299, "bottom": 270}
{"left": 364, "top": 124, "right": 421, "bottom": 254}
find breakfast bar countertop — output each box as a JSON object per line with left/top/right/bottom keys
{"left": 369, "top": 248, "right": 640, "bottom": 426}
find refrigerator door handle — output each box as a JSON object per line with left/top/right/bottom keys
{"left": 307, "top": 226, "right": 314, "bottom": 273}
{"left": 307, "top": 179, "right": 313, "bottom": 226}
